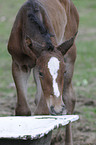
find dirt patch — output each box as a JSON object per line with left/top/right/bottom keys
{"left": 0, "top": 95, "right": 96, "bottom": 145}
{"left": 50, "top": 95, "right": 96, "bottom": 145}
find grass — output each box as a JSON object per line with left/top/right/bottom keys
{"left": 0, "top": 0, "right": 96, "bottom": 127}
{"left": 73, "top": 0, "right": 96, "bottom": 28}
{"left": 73, "top": 0, "right": 96, "bottom": 128}
{"left": 0, "top": 0, "right": 34, "bottom": 98}
{"left": 73, "top": 0, "right": 96, "bottom": 101}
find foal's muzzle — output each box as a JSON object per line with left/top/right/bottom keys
{"left": 49, "top": 104, "right": 67, "bottom": 115}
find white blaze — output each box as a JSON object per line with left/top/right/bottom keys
{"left": 48, "top": 57, "right": 60, "bottom": 98}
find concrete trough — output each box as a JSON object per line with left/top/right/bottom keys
{"left": 0, "top": 115, "right": 79, "bottom": 145}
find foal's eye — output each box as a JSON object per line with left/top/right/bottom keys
{"left": 39, "top": 72, "right": 43, "bottom": 77}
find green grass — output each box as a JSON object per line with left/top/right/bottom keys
{"left": 0, "top": 0, "right": 96, "bottom": 128}
{"left": 72, "top": 0, "right": 96, "bottom": 129}
{"left": 0, "top": 0, "right": 29, "bottom": 98}
{"left": 73, "top": 0, "right": 96, "bottom": 101}
{"left": 73, "top": 0, "right": 96, "bottom": 29}
{"left": 82, "top": 106, "right": 96, "bottom": 128}
{"left": 74, "top": 41, "right": 96, "bottom": 81}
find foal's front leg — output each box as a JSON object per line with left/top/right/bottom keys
{"left": 63, "top": 82, "right": 75, "bottom": 145}
{"left": 65, "top": 123, "right": 73, "bottom": 145}
{"left": 12, "top": 61, "right": 31, "bottom": 116}
{"left": 63, "top": 63, "right": 76, "bottom": 145}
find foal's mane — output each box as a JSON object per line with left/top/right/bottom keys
{"left": 27, "top": 0, "right": 54, "bottom": 50}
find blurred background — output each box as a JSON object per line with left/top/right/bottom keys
{"left": 0, "top": 0, "right": 96, "bottom": 144}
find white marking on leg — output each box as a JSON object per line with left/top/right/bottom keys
{"left": 48, "top": 57, "right": 60, "bottom": 98}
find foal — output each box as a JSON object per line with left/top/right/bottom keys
{"left": 8, "top": 0, "right": 79, "bottom": 144}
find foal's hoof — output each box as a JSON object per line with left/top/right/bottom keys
{"left": 15, "top": 106, "right": 31, "bottom": 116}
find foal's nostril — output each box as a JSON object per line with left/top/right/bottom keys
{"left": 62, "top": 104, "right": 66, "bottom": 110}
{"left": 62, "top": 104, "right": 65, "bottom": 108}
{"left": 50, "top": 106, "right": 57, "bottom": 115}
{"left": 61, "top": 105, "right": 67, "bottom": 115}
{"left": 50, "top": 105, "right": 54, "bottom": 111}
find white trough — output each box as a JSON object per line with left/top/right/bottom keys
{"left": 0, "top": 115, "right": 79, "bottom": 145}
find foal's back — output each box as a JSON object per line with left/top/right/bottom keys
{"left": 38, "top": 0, "right": 67, "bottom": 45}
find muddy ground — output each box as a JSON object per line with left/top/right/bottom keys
{"left": 0, "top": 92, "right": 96, "bottom": 145}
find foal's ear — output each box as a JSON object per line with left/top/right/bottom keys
{"left": 25, "top": 35, "right": 33, "bottom": 49}
{"left": 25, "top": 35, "right": 36, "bottom": 56}
{"left": 24, "top": 36, "right": 37, "bottom": 65}
{"left": 25, "top": 35, "right": 46, "bottom": 57}
{"left": 57, "top": 32, "right": 78, "bottom": 55}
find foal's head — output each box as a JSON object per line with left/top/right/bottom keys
{"left": 25, "top": 32, "right": 77, "bottom": 115}
{"left": 36, "top": 50, "right": 66, "bottom": 115}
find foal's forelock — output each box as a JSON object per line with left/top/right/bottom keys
{"left": 48, "top": 57, "right": 60, "bottom": 98}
